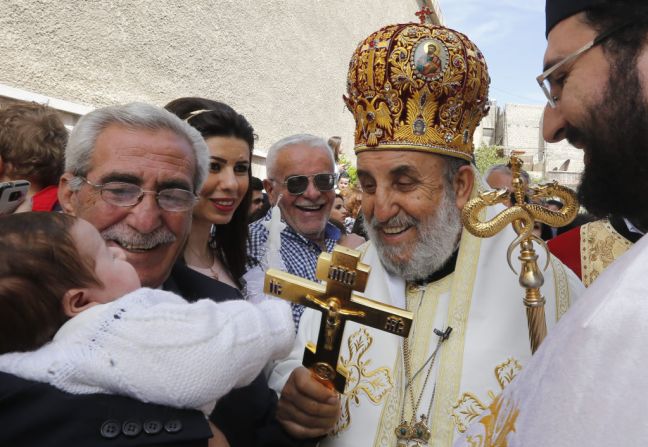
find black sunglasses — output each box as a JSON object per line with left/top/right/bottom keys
{"left": 279, "top": 173, "right": 336, "bottom": 195}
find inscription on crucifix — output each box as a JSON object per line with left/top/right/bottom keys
{"left": 264, "top": 245, "right": 414, "bottom": 392}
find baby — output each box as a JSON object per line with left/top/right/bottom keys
{"left": 0, "top": 212, "right": 294, "bottom": 415}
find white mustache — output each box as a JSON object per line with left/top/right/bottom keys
{"left": 101, "top": 223, "right": 176, "bottom": 250}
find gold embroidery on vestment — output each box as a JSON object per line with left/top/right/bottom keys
{"left": 580, "top": 220, "right": 632, "bottom": 287}
{"left": 464, "top": 394, "right": 520, "bottom": 447}
{"left": 451, "top": 358, "right": 522, "bottom": 433}
{"left": 332, "top": 328, "right": 393, "bottom": 434}
{"left": 549, "top": 255, "right": 570, "bottom": 321}
{"left": 375, "top": 275, "right": 447, "bottom": 445}
{"left": 431, "top": 207, "right": 483, "bottom": 446}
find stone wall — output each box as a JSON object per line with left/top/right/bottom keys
{"left": 503, "top": 104, "right": 544, "bottom": 156}
{"left": 0, "top": 0, "right": 440, "bottom": 177}
{"left": 501, "top": 103, "right": 583, "bottom": 178}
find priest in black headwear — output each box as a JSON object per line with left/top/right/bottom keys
{"left": 455, "top": 1, "right": 648, "bottom": 445}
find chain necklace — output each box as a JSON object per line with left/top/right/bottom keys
{"left": 396, "top": 285, "right": 452, "bottom": 447}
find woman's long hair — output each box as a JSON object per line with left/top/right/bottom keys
{"left": 165, "top": 97, "right": 256, "bottom": 288}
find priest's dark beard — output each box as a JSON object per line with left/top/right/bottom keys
{"left": 567, "top": 58, "right": 648, "bottom": 227}
{"left": 364, "top": 186, "right": 462, "bottom": 282}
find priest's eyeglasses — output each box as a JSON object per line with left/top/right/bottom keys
{"left": 78, "top": 177, "right": 198, "bottom": 212}
{"left": 274, "top": 173, "right": 336, "bottom": 195}
{"left": 536, "top": 23, "right": 626, "bottom": 108}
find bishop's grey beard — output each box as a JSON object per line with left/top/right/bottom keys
{"left": 364, "top": 187, "right": 462, "bottom": 282}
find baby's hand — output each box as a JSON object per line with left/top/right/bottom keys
{"left": 208, "top": 421, "right": 230, "bottom": 447}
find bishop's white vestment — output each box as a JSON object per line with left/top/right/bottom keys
{"left": 454, "top": 232, "right": 648, "bottom": 447}
{"left": 268, "top": 205, "right": 584, "bottom": 447}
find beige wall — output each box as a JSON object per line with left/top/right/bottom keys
{"left": 502, "top": 103, "right": 583, "bottom": 176}
{"left": 1, "top": 0, "right": 440, "bottom": 178}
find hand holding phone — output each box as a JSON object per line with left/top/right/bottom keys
{"left": 0, "top": 180, "right": 30, "bottom": 216}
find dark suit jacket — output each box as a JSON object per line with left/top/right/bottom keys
{"left": 0, "top": 262, "right": 309, "bottom": 447}
{"left": 0, "top": 371, "right": 211, "bottom": 446}
{"left": 164, "top": 263, "right": 314, "bottom": 447}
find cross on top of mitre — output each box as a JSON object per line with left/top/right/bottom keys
{"left": 415, "top": 6, "right": 435, "bottom": 24}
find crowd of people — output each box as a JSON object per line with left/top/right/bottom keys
{"left": 1, "top": 0, "right": 647, "bottom": 446}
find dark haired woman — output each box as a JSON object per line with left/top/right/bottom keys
{"left": 165, "top": 97, "right": 254, "bottom": 291}
{"left": 166, "top": 98, "right": 300, "bottom": 447}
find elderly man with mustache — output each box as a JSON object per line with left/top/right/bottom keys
{"left": 0, "top": 103, "right": 313, "bottom": 447}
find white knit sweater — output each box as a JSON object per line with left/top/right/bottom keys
{"left": 0, "top": 288, "right": 294, "bottom": 415}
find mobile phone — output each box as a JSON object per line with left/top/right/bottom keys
{"left": 0, "top": 180, "right": 30, "bottom": 215}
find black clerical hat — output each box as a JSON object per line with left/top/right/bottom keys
{"left": 546, "top": 0, "right": 605, "bottom": 36}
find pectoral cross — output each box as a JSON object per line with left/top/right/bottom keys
{"left": 264, "top": 245, "right": 414, "bottom": 393}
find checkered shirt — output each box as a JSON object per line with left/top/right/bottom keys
{"left": 247, "top": 208, "right": 341, "bottom": 329}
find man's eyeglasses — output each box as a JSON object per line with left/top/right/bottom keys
{"left": 536, "top": 23, "right": 627, "bottom": 108}
{"left": 275, "top": 173, "right": 336, "bottom": 195}
{"left": 78, "top": 177, "right": 197, "bottom": 212}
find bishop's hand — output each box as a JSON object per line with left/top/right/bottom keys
{"left": 277, "top": 367, "right": 341, "bottom": 439}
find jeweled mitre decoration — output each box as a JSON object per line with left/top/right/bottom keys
{"left": 344, "top": 23, "right": 490, "bottom": 161}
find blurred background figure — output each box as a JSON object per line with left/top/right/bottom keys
{"left": 328, "top": 135, "right": 342, "bottom": 169}
{"left": 336, "top": 188, "right": 366, "bottom": 248}
{"left": 342, "top": 186, "right": 363, "bottom": 235}
{"left": 0, "top": 101, "right": 68, "bottom": 212}
{"left": 485, "top": 164, "right": 512, "bottom": 189}
{"left": 336, "top": 171, "right": 350, "bottom": 194}
{"left": 165, "top": 97, "right": 255, "bottom": 291}
{"left": 539, "top": 199, "right": 564, "bottom": 240}
{"left": 485, "top": 163, "right": 530, "bottom": 207}
{"left": 248, "top": 176, "right": 269, "bottom": 222}
{"left": 329, "top": 193, "right": 349, "bottom": 233}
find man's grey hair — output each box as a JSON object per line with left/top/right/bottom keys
{"left": 442, "top": 155, "right": 470, "bottom": 189}
{"left": 65, "top": 102, "right": 209, "bottom": 192}
{"left": 484, "top": 163, "right": 530, "bottom": 185}
{"left": 265, "top": 134, "right": 335, "bottom": 179}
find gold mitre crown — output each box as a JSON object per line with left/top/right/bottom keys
{"left": 344, "top": 23, "right": 490, "bottom": 161}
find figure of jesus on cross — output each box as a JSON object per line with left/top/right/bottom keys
{"left": 264, "top": 245, "right": 414, "bottom": 392}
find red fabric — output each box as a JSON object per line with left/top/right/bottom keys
{"left": 548, "top": 226, "right": 582, "bottom": 279}
{"left": 31, "top": 185, "right": 59, "bottom": 212}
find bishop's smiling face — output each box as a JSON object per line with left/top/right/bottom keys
{"left": 357, "top": 151, "right": 464, "bottom": 276}
{"left": 265, "top": 143, "right": 335, "bottom": 243}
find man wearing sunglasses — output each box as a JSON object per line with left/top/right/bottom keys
{"left": 455, "top": 1, "right": 648, "bottom": 445}
{"left": 247, "top": 134, "right": 342, "bottom": 329}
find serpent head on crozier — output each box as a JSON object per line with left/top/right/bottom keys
{"left": 527, "top": 181, "right": 579, "bottom": 227}
{"left": 461, "top": 189, "right": 548, "bottom": 274}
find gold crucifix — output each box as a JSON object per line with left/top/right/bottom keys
{"left": 264, "top": 245, "right": 414, "bottom": 393}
